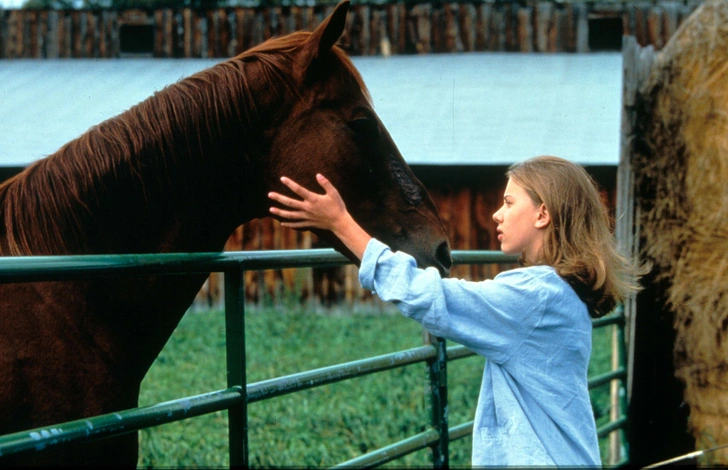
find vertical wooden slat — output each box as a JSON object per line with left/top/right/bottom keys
{"left": 301, "top": 231, "right": 313, "bottom": 303}
{"left": 0, "top": 9, "right": 5, "bottom": 59}
{"left": 239, "top": 8, "right": 253, "bottom": 53}
{"left": 535, "top": 1, "right": 551, "bottom": 52}
{"left": 110, "top": 11, "right": 119, "bottom": 58}
{"left": 262, "top": 7, "right": 272, "bottom": 42}
{"left": 37, "top": 10, "right": 48, "bottom": 58}
{"left": 21, "top": 10, "right": 31, "bottom": 58}
{"left": 11, "top": 9, "right": 20, "bottom": 58}
{"left": 197, "top": 13, "right": 207, "bottom": 58}
{"left": 46, "top": 10, "right": 58, "bottom": 58}
{"left": 242, "top": 219, "right": 261, "bottom": 303}
{"left": 661, "top": 2, "right": 678, "bottom": 46}
{"left": 84, "top": 10, "right": 91, "bottom": 57}
{"left": 548, "top": 4, "right": 560, "bottom": 52}
{"left": 369, "top": 6, "right": 383, "bottom": 56}
{"left": 504, "top": 3, "right": 517, "bottom": 51}
{"left": 279, "top": 6, "right": 293, "bottom": 36}
{"left": 206, "top": 9, "right": 216, "bottom": 58}
{"left": 647, "top": 6, "right": 663, "bottom": 50}
{"left": 452, "top": 188, "right": 472, "bottom": 280}
{"left": 225, "top": 10, "right": 235, "bottom": 57}
{"left": 575, "top": 2, "right": 588, "bottom": 52}
{"left": 183, "top": 8, "right": 192, "bottom": 57}
{"left": 56, "top": 10, "right": 64, "bottom": 58}
{"left": 233, "top": 8, "right": 244, "bottom": 55}
{"left": 459, "top": 3, "right": 475, "bottom": 52}
{"left": 98, "top": 10, "right": 108, "bottom": 57}
{"left": 152, "top": 11, "right": 163, "bottom": 56}
{"left": 490, "top": 3, "right": 505, "bottom": 51}
{"left": 411, "top": 3, "right": 431, "bottom": 53}
{"left": 633, "top": 4, "right": 647, "bottom": 47}
{"left": 91, "top": 11, "right": 100, "bottom": 58}
{"left": 261, "top": 218, "right": 276, "bottom": 301}
{"left": 357, "top": 4, "right": 371, "bottom": 55}
{"left": 443, "top": 3, "right": 460, "bottom": 52}
{"left": 61, "top": 12, "right": 71, "bottom": 58}
{"left": 29, "top": 10, "right": 39, "bottom": 58}
{"left": 474, "top": 3, "right": 488, "bottom": 51}
{"left": 517, "top": 5, "right": 533, "bottom": 52}
{"left": 9, "top": 10, "right": 21, "bottom": 58}
{"left": 562, "top": 4, "right": 574, "bottom": 52}
{"left": 71, "top": 11, "right": 80, "bottom": 57}
{"left": 384, "top": 4, "right": 399, "bottom": 54}
{"left": 251, "top": 8, "right": 264, "bottom": 50}
{"left": 220, "top": 8, "right": 231, "bottom": 57}
{"left": 165, "top": 9, "right": 173, "bottom": 58}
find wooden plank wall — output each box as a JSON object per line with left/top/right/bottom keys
{"left": 193, "top": 165, "right": 617, "bottom": 308}
{"left": 0, "top": 0, "right": 645, "bottom": 306}
{"left": 0, "top": 1, "right": 704, "bottom": 59}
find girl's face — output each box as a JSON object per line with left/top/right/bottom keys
{"left": 492, "top": 178, "right": 550, "bottom": 260}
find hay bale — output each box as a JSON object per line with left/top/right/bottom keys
{"left": 633, "top": 0, "right": 728, "bottom": 463}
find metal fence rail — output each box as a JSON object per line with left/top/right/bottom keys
{"left": 0, "top": 249, "right": 628, "bottom": 467}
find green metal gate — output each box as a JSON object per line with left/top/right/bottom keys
{"left": 0, "top": 249, "right": 628, "bottom": 466}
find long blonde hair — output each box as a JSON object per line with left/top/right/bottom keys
{"left": 507, "top": 156, "right": 641, "bottom": 318}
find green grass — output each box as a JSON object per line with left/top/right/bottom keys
{"left": 137, "top": 304, "right": 618, "bottom": 468}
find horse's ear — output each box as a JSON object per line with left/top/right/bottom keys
{"left": 296, "top": 0, "right": 350, "bottom": 81}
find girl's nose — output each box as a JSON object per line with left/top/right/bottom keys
{"left": 493, "top": 206, "right": 503, "bottom": 223}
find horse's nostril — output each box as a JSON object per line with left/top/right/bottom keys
{"left": 436, "top": 241, "right": 453, "bottom": 273}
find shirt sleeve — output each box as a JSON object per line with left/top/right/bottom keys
{"left": 359, "top": 238, "right": 548, "bottom": 364}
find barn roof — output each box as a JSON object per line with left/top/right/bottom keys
{"left": 0, "top": 52, "right": 621, "bottom": 168}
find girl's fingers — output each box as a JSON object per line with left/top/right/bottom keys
{"left": 269, "top": 206, "right": 304, "bottom": 221}
{"left": 281, "top": 176, "right": 314, "bottom": 200}
{"left": 280, "top": 220, "right": 314, "bottom": 229}
{"left": 268, "top": 191, "right": 303, "bottom": 209}
{"left": 316, "top": 174, "right": 337, "bottom": 196}
{"left": 318, "top": 174, "right": 345, "bottom": 207}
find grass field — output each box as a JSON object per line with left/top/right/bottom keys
{"left": 137, "top": 303, "right": 617, "bottom": 468}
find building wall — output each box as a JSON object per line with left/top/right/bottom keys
{"left": 0, "top": 1, "right": 703, "bottom": 59}
{"left": 194, "top": 164, "right": 617, "bottom": 307}
{"left": 0, "top": 0, "right": 628, "bottom": 305}
{"left": 0, "top": 163, "right": 616, "bottom": 306}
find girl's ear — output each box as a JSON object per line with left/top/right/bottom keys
{"left": 535, "top": 204, "right": 551, "bottom": 229}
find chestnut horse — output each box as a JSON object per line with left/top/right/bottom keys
{"left": 0, "top": 2, "right": 451, "bottom": 465}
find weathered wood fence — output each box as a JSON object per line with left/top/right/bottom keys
{"left": 191, "top": 165, "right": 615, "bottom": 308}
{"left": 0, "top": 1, "right": 704, "bottom": 59}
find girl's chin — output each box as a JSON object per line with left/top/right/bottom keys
{"left": 500, "top": 246, "right": 520, "bottom": 257}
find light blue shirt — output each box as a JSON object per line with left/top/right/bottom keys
{"left": 359, "top": 238, "right": 601, "bottom": 467}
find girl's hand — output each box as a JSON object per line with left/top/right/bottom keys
{"left": 268, "top": 174, "right": 347, "bottom": 232}
{"left": 268, "top": 173, "right": 372, "bottom": 260}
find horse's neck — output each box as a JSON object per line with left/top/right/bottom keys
{"left": 40, "top": 59, "right": 277, "bottom": 255}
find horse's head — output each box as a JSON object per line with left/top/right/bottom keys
{"left": 257, "top": 1, "right": 452, "bottom": 276}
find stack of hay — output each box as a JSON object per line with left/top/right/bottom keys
{"left": 633, "top": 0, "right": 728, "bottom": 464}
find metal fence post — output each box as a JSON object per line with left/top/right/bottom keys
{"left": 425, "top": 332, "right": 449, "bottom": 468}
{"left": 225, "top": 266, "right": 248, "bottom": 467}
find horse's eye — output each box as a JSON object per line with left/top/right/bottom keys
{"left": 348, "top": 117, "right": 379, "bottom": 138}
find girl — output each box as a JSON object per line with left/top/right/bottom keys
{"left": 268, "top": 155, "right": 641, "bottom": 467}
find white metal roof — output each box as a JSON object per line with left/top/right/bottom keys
{"left": 0, "top": 52, "right": 621, "bottom": 167}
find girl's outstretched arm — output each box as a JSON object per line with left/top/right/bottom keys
{"left": 268, "top": 174, "right": 372, "bottom": 260}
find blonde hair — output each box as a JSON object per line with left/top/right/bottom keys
{"left": 507, "top": 156, "right": 641, "bottom": 318}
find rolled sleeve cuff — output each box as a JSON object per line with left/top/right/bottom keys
{"left": 358, "top": 238, "right": 390, "bottom": 291}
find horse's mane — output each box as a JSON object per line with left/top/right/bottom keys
{"left": 0, "top": 33, "right": 369, "bottom": 256}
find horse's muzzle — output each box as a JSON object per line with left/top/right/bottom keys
{"left": 434, "top": 241, "right": 453, "bottom": 277}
